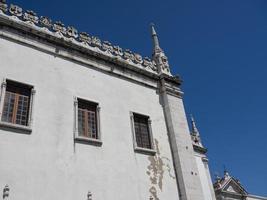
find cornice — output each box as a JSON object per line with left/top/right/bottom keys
{"left": 0, "top": 2, "right": 173, "bottom": 80}
{"left": 193, "top": 144, "right": 207, "bottom": 154}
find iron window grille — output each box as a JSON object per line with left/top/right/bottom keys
{"left": 130, "top": 112, "right": 155, "bottom": 154}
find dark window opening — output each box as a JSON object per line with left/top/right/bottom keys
{"left": 133, "top": 113, "right": 151, "bottom": 149}
{"left": 78, "top": 99, "right": 98, "bottom": 139}
{"left": 1, "top": 80, "right": 32, "bottom": 126}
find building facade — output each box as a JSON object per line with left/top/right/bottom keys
{"left": 214, "top": 171, "right": 267, "bottom": 200}
{"left": 0, "top": 1, "right": 265, "bottom": 200}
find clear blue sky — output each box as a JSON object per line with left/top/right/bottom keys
{"left": 9, "top": 0, "right": 267, "bottom": 196}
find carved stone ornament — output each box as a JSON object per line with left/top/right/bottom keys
{"left": 143, "top": 57, "right": 157, "bottom": 71}
{"left": 102, "top": 41, "right": 113, "bottom": 54}
{"left": 161, "top": 55, "right": 170, "bottom": 72}
{"left": 53, "top": 21, "right": 66, "bottom": 35}
{"left": 79, "top": 32, "right": 91, "bottom": 44}
{"left": 123, "top": 49, "right": 135, "bottom": 62}
{"left": 40, "top": 16, "right": 52, "bottom": 29}
{"left": 23, "top": 10, "right": 38, "bottom": 24}
{"left": 9, "top": 4, "right": 22, "bottom": 17}
{"left": 67, "top": 26, "right": 78, "bottom": 38}
{"left": 1, "top": 1, "right": 161, "bottom": 75}
{"left": 113, "top": 45, "right": 123, "bottom": 56}
{"left": 0, "top": 0, "right": 8, "bottom": 13}
{"left": 134, "top": 53, "right": 143, "bottom": 64}
{"left": 91, "top": 36, "right": 101, "bottom": 48}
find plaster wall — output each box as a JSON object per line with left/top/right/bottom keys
{"left": 0, "top": 36, "right": 179, "bottom": 200}
{"left": 195, "top": 154, "right": 216, "bottom": 200}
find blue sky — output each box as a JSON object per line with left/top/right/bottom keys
{"left": 9, "top": 0, "right": 267, "bottom": 196}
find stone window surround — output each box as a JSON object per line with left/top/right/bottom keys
{"left": 74, "top": 96, "right": 102, "bottom": 146}
{"left": 0, "top": 78, "right": 35, "bottom": 133}
{"left": 130, "top": 111, "right": 156, "bottom": 155}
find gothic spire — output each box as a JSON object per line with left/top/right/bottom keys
{"left": 190, "top": 115, "right": 205, "bottom": 150}
{"left": 150, "top": 24, "right": 171, "bottom": 75}
{"left": 190, "top": 115, "right": 199, "bottom": 136}
{"left": 151, "top": 23, "right": 161, "bottom": 54}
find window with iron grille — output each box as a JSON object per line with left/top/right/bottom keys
{"left": 77, "top": 99, "right": 98, "bottom": 139}
{"left": 132, "top": 113, "right": 154, "bottom": 151}
{"left": 1, "top": 80, "right": 33, "bottom": 127}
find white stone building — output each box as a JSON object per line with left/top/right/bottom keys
{"left": 0, "top": 1, "right": 265, "bottom": 200}
{"left": 214, "top": 171, "right": 267, "bottom": 200}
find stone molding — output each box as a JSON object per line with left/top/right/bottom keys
{"left": 0, "top": 2, "right": 159, "bottom": 75}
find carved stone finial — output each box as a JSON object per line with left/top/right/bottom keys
{"left": 79, "top": 32, "right": 91, "bottom": 44}
{"left": 9, "top": 4, "right": 22, "bottom": 17}
{"left": 3, "top": 185, "right": 9, "bottom": 199}
{"left": 67, "top": 26, "right": 78, "bottom": 38}
{"left": 0, "top": 0, "right": 8, "bottom": 13}
{"left": 190, "top": 115, "right": 199, "bottom": 137}
{"left": 87, "top": 191, "right": 92, "bottom": 200}
{"left": 151, "top": 23, "right": 161, "bottom": 53}
{"left": 150, "top": 24, "right": 171, "bottom": 75}
{"left": 190, "top": 115, "right": 205, "bottom": 148}
{"left": 224, "top": 168, "right": 230, "bottom": 179}
{"left": 23, "top": 10, "right": 39, "bottom": 24}
{"left": 224, "top": 171, "right": 230, "bottom": 179}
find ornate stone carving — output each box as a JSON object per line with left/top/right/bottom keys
{"left": 79, "top": 32, "right": 91, "bottom": 44}
{"left": 53, "top": 21, "right": 66, "bottom": 35}
{"left": 67, "top": 26, "right": 78, "bottom": 38}
{"left": 102, "top": 41, "right": 113, "bottom": 54}
{"left": 91, "top": 36, "right": 101, "bottom": 48}
{"left": 23, "top": 10, "right": 38, "bottom": 24}
{"left": 113, "top": 45, "right": 123, "bottom": 56}
{"left": 133, "top": 53, "right": 143, "bottom": 64}
{"left": 151, "top": 25, "right": 171, "bottom": 74}
{"left": 1, "top": 1, "right": 162, "bottom": 75}
{"left": 161, "top": 55, "right": 170, "bottom": 72}
{"left": 0, "top": 0, "right": 8, "bottom": 13}
{"left": 143, "top": 57, "right": 157, "bottom": 71}
{"left": 9, "top": 4, "right": 22, "bottom": 17}
{"left": 123, "top": 49, "right": 135, "bottom": 62}
{"left": 40, "top": 16, "right": 52, "bottom": 29}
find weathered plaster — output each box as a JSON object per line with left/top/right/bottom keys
{"left": 147, "top": 139, "right": 176, "bottom": 199}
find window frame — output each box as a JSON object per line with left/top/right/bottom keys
{"left": 0, "top": 79, "right": 35, "bottom": 133}
{"left": 74, "top": 96, "right": 102, "bottom": 146}
{"left": 130, "top": 111, "right": 156, "bottom": 155}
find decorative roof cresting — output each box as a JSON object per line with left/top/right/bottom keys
{"left": 0, "top": 1, "right": 166, "bottom": 75}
